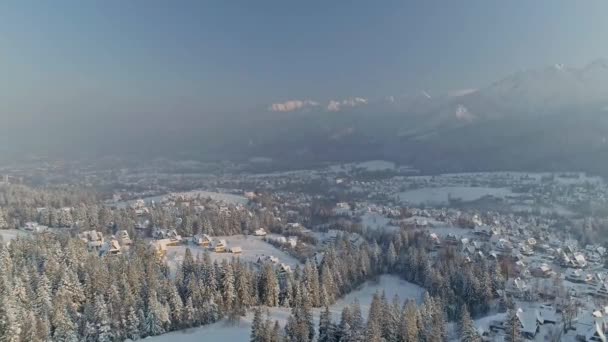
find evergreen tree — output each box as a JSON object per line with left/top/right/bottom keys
{"left": 145, "top": 293, "right": 166, "bottom": 336}
{"left": 350, "top": 299, "right": 364, "bottom": 341}
{"left": 337, "top": 306, "right": 352, "bottom": 342}
{"left": 0, "top": 291, "right": 21, "bottom": 342}
{"left": 51, "top": 305, "right": 79, "bottom": 342}
{"left": 126, "top": 306, "right": 141, "bottom": 341}
{"left": 271, "top": 320, "right": 282, "bottom": 342}
{"left": 459, "top": 306, "right": 481, "bottom": 342}
{"left": 504, "top": 309, "right": 522, "bottom": 342}
{"left": 318, "top": 306, "right": 336, "bottom": 342}
{"left": 183, "top": 296, "right": 195, "bottom": 328}
{"left": 251, "top": 307, "right": 264, "bottom": 342}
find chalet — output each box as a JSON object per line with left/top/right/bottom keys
{"left": 278, "top": 263, "right": 292, "bottom": 275}
{"left": 79, "top": 230, "right": 105, "bottom": 250}
{"left": 117, "top": 230, "right": 132, "bottom": 246}
{"left": 258, "top": 255, "right": 279, "bottom": 264}
{"left": 230, "top": 246, "right": 242, "bottom": 254}
{"left": 254, "top": 228, "right": 267, "bottom": 236}
{"left": 530, "top": 263, "right": 553, "bottom": 278}
{"left": 444, "top": 233, "right": 459, "bottom": 245}
{"left": 593, "top": 283, "right": 608, "bottom": 299}
{"left": 587, "top": 273, "right": 601, "bottom": 287}
{"left": 516, "top": 308, "right": 540, "bottom": 339}
{"left": 574, "top": 310, "right": 608, "bottom": 341}
{"left": 505, "top": 277, "right": 528, "bottom": 298}
{"left": 537, "top": 305, "right": 558, "bottom": 324}
{"left": 100, "top": 239, "right": 122, "bottom": 257}
{"left": 192, "top": 234, "right": 213, "bottom": 247}
{"left": 153, "top": 228, "right": 184, "bottom": 245}
{"left": 22, "top": 222, "right": 47, "bottom": 232}
{"left": 214, "top": 239, "right": 227, "bottom": 253}
{"left": 566, "top": 269, "right": 586, "bottom": 283}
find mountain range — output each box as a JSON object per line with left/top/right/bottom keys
{"left": 235, "top": 59, "right": 608, "bottom": 174}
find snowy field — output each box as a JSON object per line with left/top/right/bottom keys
{"left": 426, "top": 226, "right": 471, "bottom": 238}
{"left": 360, "top": 212, "right": 399, "bottom": 232}
{"left": 164, "top": 235, "right": 301, "bottom": 272}
{"left": 328, "top": 160, "right": 396, "bottom": 173}
{"left": 114, "top": 190, "right": 247, "bottom": 208}
{"left": 0, "top": 229, "right": 29, "bottom": 243}
{"left": 398, "top": 186, "right": 513, "bottom": 205}
{"left": 142, "top": 275, "right": 424, "bottom": 342}
{"left": 169, "top": 190, "right": 248, "bottom": 205}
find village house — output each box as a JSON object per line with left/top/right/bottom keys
{"left": 22, "top": 221, "right": 47, "bottom": 232}
{"left": 505, "top": 277, "right": 528, "bottom": 298}
{"left": 214, "top": 239, "right": 227, "bottom": 253}
{"left": 516, "top": 308, "right": 540, "bottom": 339}
{"left": 100, "top": 239, "right": 122, "bottom": 257}
{"left": 258, "top": 255, "right": 279, "bottom": 264}
{"left": 254, "top": 228, "right": 267, "bottom": 236}
{"left": 278, "top": 263, "right": 292, "bottom": 275}
{"left": 530, "top": 263, "right": 554, "bottom": 278}
{"left": 79, "top": 230, "right": 105, "bottom": 250}
{"left": 573, "top": 309, "right": 608, "bottom": 341}
{"left": 153, "top": 228, "right": 183, "bottom": 246}
{"left": 592, "top": 282, "right": 608, "bottom": 299}
{"left": 229, "top": 246, "right": 242, "bottom": 254}
{"left": 117, "top": 230, "right": 132, "bottom": 246}
{"left": 192, "top": 234, "right": 213, "bottom": 247}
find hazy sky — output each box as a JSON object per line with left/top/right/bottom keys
{"left": 1, "top": 0, "right": 608, "bottom": 121}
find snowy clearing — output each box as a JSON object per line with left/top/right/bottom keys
{"left": 0, "top": 229, "right": 28, "bottom": 243}
{"left": 143, "top": 275, "right": 424, "bottom": 342}
{"left": 360, "top": 212, "right": 399, "bottom": 232}
{"left": 398, "top": 186, "right": 513, "bottom": 205}
{"left": 169, "top": 190, "right": 248, "bottom": 205}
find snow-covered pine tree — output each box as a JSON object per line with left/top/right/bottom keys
{"left": 126, "top": 305, "right": 141, "bottom": 341}
{"left": 144, "top": 293, "right": 166, "bottom": 337}
{"left": 350, "top": 299, "right": 364, "bottom": 341}
{"left": 459, "top": 305, "right": 481, "bottom": 342}
{"left": 337, "top": 305, "right": 352, "bottom": 342}
{"left": 504, "top": 309, "right": 522, "bottom": 342}
{"left": 183, "top": 296, "right": 195, "bottom": 328}
{"left": 250, "top": 307, "right": 264, "bottom": 342}
{"left": 401, "top": 300, "right": 420, "bottom": 342}
{"left": 318, "top": 305, "right": 336, "bottom": 342}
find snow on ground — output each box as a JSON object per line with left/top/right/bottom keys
{"left": 398, "top": 186, "right": 513, "bottom": 205}
{"left": 474, "top": 312, "right": 505, "bottom": 332}
{"left": 143, "top": 275, "right": 424, "bottom": 342}
{"left": 354, "top": 160, "right": 396, "bottom": 172}
{"left": 170, "top": 190, "right": 248, "bottom": 205}
{"left": 0, "top": 229, "right": 28, "bottom": 243}
{"left": 360, "top": 212, "right": 399, "bottom": 232}
{"left": 427, "top": 226, "right": 471, "bottom": 238}
{"left": 164, "top": 235, "right": 301, "bottom": 273}
{"left": 328, "top": 160, "right": 396, "bottom": 173}
{"left": 115, "top": 190, "right": 247, "bottom": 208}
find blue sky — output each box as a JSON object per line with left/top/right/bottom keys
{"left": 1, "top": 0, "right": 608, "bottom": 119}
